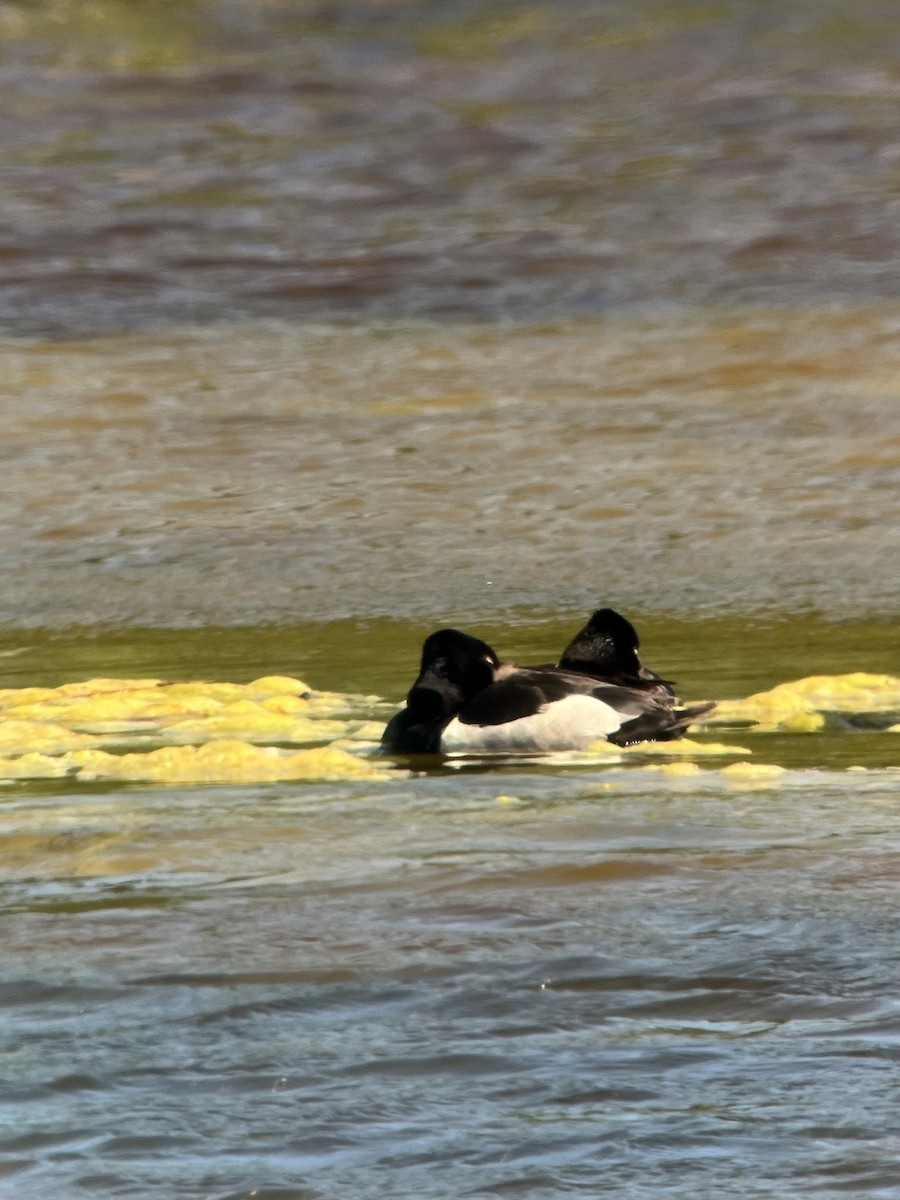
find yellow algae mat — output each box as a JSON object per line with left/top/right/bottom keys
{"left": 0, "top": 675, "right": 391, "bottom": 784}
{"left": 712, "top": 672, "right": 900, "bottom": 732}
{"left": 0, "top": 672, "right": 897, "bottom": 785}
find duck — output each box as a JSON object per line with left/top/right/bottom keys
{"left": 557, "top": 606, "right": 675, "bottom": 692}
{"left": 381, "top": 610, "right": 714, "bottom": 755}
{"left": 381, "top": 628, "right": 500, "bottom": 754}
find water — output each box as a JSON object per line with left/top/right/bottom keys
{"left": 4, "top": 763, "right": 900, "bottom": 1198}
{"left": 2, "top": 314, "right": 899, "bottom": 626}
{"left": 5, "top": 0, "right": 900, "bottom": 336}
{"left": 2, "top": 2, "right": 900, "bottom": 1197}
{"left": 1, "top": 623, "right": 898, "bottom": 1199}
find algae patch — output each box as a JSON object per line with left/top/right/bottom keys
{"left": 0, "top": 675, "right": 393, "bottom": 784}
{"left": 712, "top": 672, "right": 900, "bottom": 732}
{"left": 0, "top": 671, "right": 897, "bottom": 786}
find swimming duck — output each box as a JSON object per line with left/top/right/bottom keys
{"left": 557, "top": 606, "right": 675, "bottom": 692}
{"left": 381, "top": 612, "right": 714, "bottom": 755}
{"left": 381, "top": 628, "right": 500, "bottom": 754}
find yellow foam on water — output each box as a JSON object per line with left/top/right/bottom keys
{"left": 610, "top": 760, "right": 706, "bottom": 778}
{"left": 721, "top": 761, "right": 788, "bottom": 786}
{"left": 620, "top": 736, "right": 752, "bottom": 757}
{"left": 0, "top": 751, "right": 77, "bottom": 780}
{"left": 0, "top": 686, "right": 62, "bottom": 707}
{"left": 546, "top": 735, "right": 749, "bottom": 770}
{"left": 0, "top": 675, "right": 358, "bottom": 739}
{"left": 5, "top": 690, "right": 168, "bottom": 725}
{"left": 587, "top": 759, "right": 801, "bottom": 795}
{"left": 163, "top": 705, "right": 348, "bottom": 744}
{"left": 0, "top": 674, "right": 392, "bottom": 784}
{"left": 655, "top": 761, "right": 704, "bottom": 776}
{"left": 0, "top": 670, "right": 895, "bottom": 787}
{"left": 0, "top": 719, "right": 100, "bottom": 756}
{"left": 714, "top": 672, "right": 900, "bottom": 731}
{"left": 68, "top": 741, "right": 388, "bottom": 784}
{"left": 260, "top": 694, "right": 312, "bottom": 715}
{"left": 250, "top": 675, "right": 314, "bottom": 694}
{"left": 0, "top": 742, "right": 391, "bottom": 784}
{"left": 59, "top": 677, "right": 165, "bottom": 693}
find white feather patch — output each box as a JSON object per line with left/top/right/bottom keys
{"left": 441, "top": 694, "right": 625, "bottom": 753}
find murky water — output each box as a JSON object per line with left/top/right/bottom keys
{"left": 4, "top": 742, "right": 900, "bottom": 1199}
{"left": 5, "top": 0, "right": 900, "bottom": 336}
{"left": 1, "top": 2, "right": 900, "bottom": 1198}
{"left": 2, "top": 312, "right": 899, "bottom": 627}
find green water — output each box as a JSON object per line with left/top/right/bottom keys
{"left": 2, "top": 609, "right": 896, "bottom": 698}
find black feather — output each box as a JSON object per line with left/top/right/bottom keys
{"left": 558, "top": 607, "right": 675, "bottom": 693}
{"left": 381, "top": 628, "right": 499, "bottom": 753}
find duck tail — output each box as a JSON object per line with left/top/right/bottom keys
{"left": 667, "top": 700, "right": 716, "bottom": 736}
{"left": 607, "top": 700, "right": 716, "bottom": 747}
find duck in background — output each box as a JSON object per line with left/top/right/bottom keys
{"left": 557, "top": 607, "right": 672, "bottom": 688}
{"left": 381, "top": 608, "right": 714, "bottom": 755}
